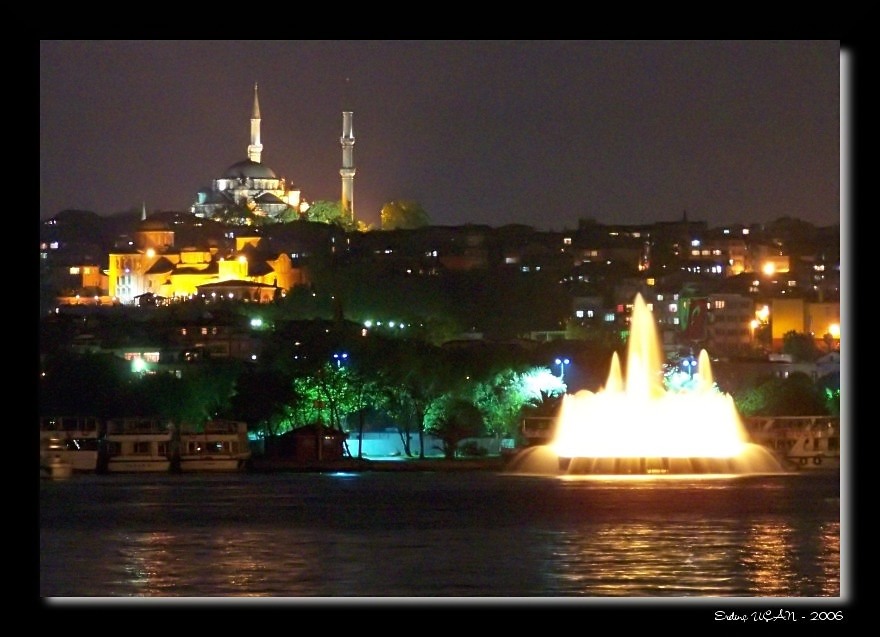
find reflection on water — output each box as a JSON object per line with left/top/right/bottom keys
{"left": 542, "top": 519, "right": 840, "bottom": 597}
{"left": 40, "top": 471, "right": 840, "bottom": 598}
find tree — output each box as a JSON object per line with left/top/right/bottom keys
{"left": 39, "top": 351, "right": 130, "bottom": 417}
{"left": 135, "top": 360, "right": 242, "bottom": 424}
{"left": 276, "top": 205, "right": 302, "bottom": 224}
{"left": 380, "top": 200, "right": 430, "bottom": 230}
{"left": 425, "top": 397, "right": 485, "bottom": 459}
{"left": 377, "top": 338, "right": 460, "bottom": 458}
{"left": 215, "top": 202, "right": 257, "bottom": 226}
{"left": 339, "top": 338, "right": 391, "bottom": 459}
{"left": 229, "top": 367, "right": 296, "bottom": 437}
{"left": 734, "top": 372, "right": 828, "bottom": 417}
{"left": 472, "top": 367, "right": 566, "bottom": 439}
{"left": 782, "top": 330, "right": 821, "bottom": 363}
{"left": 304, "top": 200, "right": 343, "bottom": 224}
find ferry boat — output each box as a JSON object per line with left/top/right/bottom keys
{"left": 744, "top": 415, "right": 840, "bottom": 470}
{"left": 177, "top": 419, "right": 251, "bottom": 472}
{"left": 101, "top": 417, "right": 174, "bottom": 473}
{"left": 39, "top": 416, "right": 104, "bottom": 472}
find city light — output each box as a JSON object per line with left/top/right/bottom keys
{"left": 555, "top": 357, "right": 570, "bottom": 380}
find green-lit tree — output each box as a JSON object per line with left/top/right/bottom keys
{"left": 339, "top": 339, "right": 391, "bottom": 459}
{"left": 424, "top": 397, "right": 485, "bottom": 459}
{"left": 378, "top": 338, "right": 460, "bottom": 458}
{"left": 304, "top": 200, "right": 344, "bottom": 224}
{"left": 472, "top": 367, "right": 566, "bottom": 440}
{"left": 380, "top": 200, "right": 430, "bottom": 230}
{"left": 276, "top": 205, "right": 302, "bottom": 224}
{"left": 734, "top": 372, "right": 829, "bottom": 417}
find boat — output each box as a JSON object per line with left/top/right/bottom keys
{"left": 40, "top": 436, "right": 74, "bottom": 479}
{"left": 101, "top": 417, "right": 174, "bottom": 473}
{"left": 177, "top": 420, "right": 251, "bottom": 472}
{"left": 744, "top": 415, "right": 840, "bottom": 470}
{"left": 39, "top": 416, "right": 104, "bottom": 472}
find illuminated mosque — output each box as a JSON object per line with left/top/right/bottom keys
{"left": 191, "top": 83, "right": 304, "bottom": 222}
{"left": 104, "top": 85, "right": 355, "bottom": 305}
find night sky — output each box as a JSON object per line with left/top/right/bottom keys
{"left": 40, "top": 40, "right": 841, "bottom": 231}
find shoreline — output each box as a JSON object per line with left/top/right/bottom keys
{"left": 247, "top": 456, "right": 509, "bottom": 473}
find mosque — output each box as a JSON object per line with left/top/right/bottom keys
{"left": 191, "top": 83, "right": 355, "bottom": 223}
{"left": 101, "top": 85, "right": 356, "bottom": 305}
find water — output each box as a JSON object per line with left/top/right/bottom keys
{"left": 40, "top": 469, "right": 843, "bottom": 601}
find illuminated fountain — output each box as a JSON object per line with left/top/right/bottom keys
{"left": 507, "top": 294, "right": 788, "bottom": 476}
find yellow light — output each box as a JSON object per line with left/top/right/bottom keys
{"left": 146, "top": 248, "right": 155, "bottom": 258}
{"left": 829, "top": 323, "right": 840, "bottom": 338}
{"left": 762, "top": 262, "right": 775, "bottom": 275}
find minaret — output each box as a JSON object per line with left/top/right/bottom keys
{"left": 248, "top": 83, "right": 263, "bottom": 163}
{"left": 340, "top": 111, "right": 356, "bottom": 223}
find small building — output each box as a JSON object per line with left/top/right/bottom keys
{"left": 272, "top": 425, "right": 348, "bottom": 461}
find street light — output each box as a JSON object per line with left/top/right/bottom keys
{"left": 555, "top": 357, "right": 570, "bottom": 380}
{"left": 681, "top": 355, "right": 697, "bottom": 379}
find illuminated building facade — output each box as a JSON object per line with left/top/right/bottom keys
{"left": 107, "top": 220, "right": 306, "bottom": 304}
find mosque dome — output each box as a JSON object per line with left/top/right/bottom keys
{"left": 222, "top": 159, "right": 277, "bottom": 180}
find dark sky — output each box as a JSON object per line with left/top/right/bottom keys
{"left": 40, "top": 40, "right": 841, "bottom": 230}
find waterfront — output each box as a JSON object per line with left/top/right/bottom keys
{"left": 40, "top": 468, "right": 842, "bottom": 601}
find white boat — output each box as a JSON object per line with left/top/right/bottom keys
{"left": 39, "top": 416, "right": 104, "bottom": 472}
{"left": 40, "top": 436, "right": 74, "bottom": 479}
{"left": 102, "top": 417, "right": 174, "bottom": 473}
{"left": 177, "top": 420, "right": 251, "bottom": 472}
{"left": 744, "top": 415, "right": 840, "bottom": 470}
